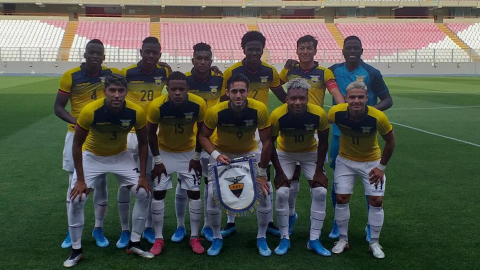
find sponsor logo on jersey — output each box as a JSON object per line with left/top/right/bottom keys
{"left": 260, "top": 76, "right": 269, "bottom": 86}
{"left": 153, "top": 77, "right": 163, "bottom": 86}
{"left": 120, "top": 119, "right": 132, "bottom": 128}
{"left": 244, "top": 119, "right": 255, "bottom": 128}
{"left": 184, "top": 112, "right": 194, "bottom": 122}
{"left": 96, "top": 122, "right": 111, "bottom": 126}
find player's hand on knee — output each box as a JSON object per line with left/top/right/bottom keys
{"left": 152, "top": 163, "right": 167, "bottom": 183}
{"left": 312, "top": 172, "right": 328, "bottom": 188}
{"left": 137, "top": 176, "right": 152, "bottom": 196}
{"left": 274, "top": 173, "right": 290, "bottom": 189}
{"left": 369, "top": 167, "right": 385, "bottom": 188}
{"left": 258, "top": 176, "right": 270, "bottom": 197}
{"left": 284, "top": 59, "right": 299, "bottom": 70}
{"left": 217, "top": 154, "right": 230, "bottom": 165}
{"left": 189, "top": 159, "right": 202, "bottom": 178}
{"left": 210, "top": 66, "right": 223, "bottom": 76}
{"left": 71, "top": 181, "right": 88, "bottom": 201}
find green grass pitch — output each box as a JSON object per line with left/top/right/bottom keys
{"left": 0, "top": 76, "right": 478, "bottom": 269}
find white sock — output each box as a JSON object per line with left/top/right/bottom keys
{"left": 203, "top": 182, "right": 209, "bottom": 228}
{"left": 368, "top": 205, "right": 384, "bottom": 244}
{"left": 275, "top": 187, "right": 290, "bottom": 239}
{"left": 257, "top": 195, "right": 271, "bottom": 238}
{"left": 289, "top": 181, "right": 300, "bottom": 216}
{"left": 66, "top": 172, "right": 73, "bottom": 222}
{"left": 335, "top": 203, "right": 350, "bottom": 241}
{"left": 189, "top": 199, "right": 202, "bottom": 238}
{"left": 93, "top": 175, "right": 108, "bottom": 228}
{"left": 175, "top": 184, "right": 188, "bottom": 228}
{"left": 68, "top": 193, "right": 87, "bottom": 249}
{"left": 145, "top": 172, "right": 153, "bottom": 228}
{"left": 130, "top": 186, "right": 149, "bottom": 242}
{"left": 227, "top": 214, "right": 235, "bottom": 224}
{"left": 207, "top": 182, "right": 222, "bottom": 239}
{"left": 268, "top": 181, "right": 274, "bottom": 223}
{"left": 117, "top": 186, "right": 131, "bottom": 231}
{"left": 151, "top": 198, "right": 165, "bottom": 240}
{"left": 310, "top": 187, "right": 327, "bottom": 241}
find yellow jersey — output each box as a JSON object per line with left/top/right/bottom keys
{"left": 147, "top": 93, "right": 206, "bottom": 153}
{"left": 204, "top": 98, "right": 270, "bottom": 154}
{"left": 76, "top": 98, "right": 146, "bottom": 157}
{"left": 186, "top": 69, "right": 224, "bottom": 109}
{"left": 279, "top": 62, "right": 336, "bottom": 107}
{"left": 222, "top": 60, "right": 281, "bottom": 106}
{"left": 327, "top": 103, "right": 393, "bottom": 162}
{"left": 270, "top": 103, "right": 329, "bottom": 153}
{"left": 58, "top": 64, "right": 121, "bottom": 132}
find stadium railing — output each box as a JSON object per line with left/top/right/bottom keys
{"left": 0, "top": 48, "right": 478, "bottom": 63}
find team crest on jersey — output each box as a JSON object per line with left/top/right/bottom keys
{"left": 120, "top": 119, "right": 132, "bottom": 129}
{"left": 210, "top": 86, "right": 218, "bottom": 96}
{"left": 305, "top": 124, "right": 315, "bottom": 132}
{"left": 184, "top": 112, "right": 194, "bottom": 122}
{"left": 153, "top": 77, "right": 163, "bottom": 86}
{"left": 310, "top": 76, "right": 320, "bottom": 84}
{"left": 356, "top": 75, "right": 365, "bottom": 82}
{"left": 225, "top": 175, "right": 246, "bottom": 198}
{"left": 244, "top": 119, "right": 255, "bottom": 128}
{"left": 99, "top": 77, "right": 106, "bottom": 85}
{"left": 361, "top": 126, "right": 372, "bottom": 135}
{"left": 260, "top": 76, "right": 269, "bottom": 86}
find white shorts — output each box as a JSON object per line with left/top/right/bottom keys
{"left": 127, "top": 133, "right": 154, "bottom": 175}
{"left": 334, "top": 155, "right": 386, "bottom": 196}
{"left": 153, "top": 150, "right": 200, "bottom": 191}
{"left": 71, "top": 150, "right": 140, "bottom": 189}
{"left": 62, "top": 131, "right": 74, "bottom": 172}
{"left": 278, "top": 151, "right": 321, "bottom": 180}
{"left": 200, "top": 151, "right": 210, "bottom": 178}
{"left": 291, "top": 134, "right": 328, "bottom": 167}
{"left": 207, "top": 150, "right": 261, "bottom": 182}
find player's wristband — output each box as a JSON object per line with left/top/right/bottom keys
{"left": 211, "top": 150, "right": 221, "bottom": 160}
{"left": 258, "top": 167, "right": 268, "bottom": 177}
{"left": 192, "top": 151, "right": 201, "bottom": 161}
{"left": 153, "top": 155, "right": 163, "bottom": 165}
{"left": 376, "top": 164, "right": 386, "bottom": 171}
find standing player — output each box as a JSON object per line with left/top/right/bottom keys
{"left": 221, "top": 31, "right": 285, "bottom": 237}
{"left": 199, "top": 73, "right": 273, "bottom": 256}
{"left": 171, "top": 42, "right": 224, "bottom": 243}
{"left": 54, "top": 39, "right": 119, "bottom": 249}
{"left": 117, "top": 37, "right": 170, "bottom": 248}
{"left": 328, "top": 36, "right": 393, "bottom": 240}
{"left": 270, "top": 78, "right": 331, "bottom": 256}
{"left": 328, "top": 81, "right": 395, "bottom": 259}
{"left": 279, "top": 35, "right": 344, "bottom": 235}
{"left": 64, "top": 74, "right": 153, "bottom": 267}
{"left": 147, "top": 71, "right": 207, "bottom": 255}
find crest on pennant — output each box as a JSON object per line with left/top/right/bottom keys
{"left": 244, "top": 119, "right": 254, "bottom": 128}
{"left": 120, "top": 119, "right": 132, "bottom": 129}
{"left": 356, "top": 75, "right": 365, "bottom": 82}
{"left": 305, "top": 124, "right": 315, "bottom": 132}
{"left": 153, "top": 76, "right": 163, "bottom": 86}
{"left": 361, "top": 126, "right": 372, "bottom": 135}
{"left": 184, "top": 112, "right": 194, "bottom": 122}
{"left": 225, "top": 175, "right": 246, "bottom": 198}
{"left": 209, "top": 86, "right": 218, "bottom": 96}
{"left": 260, "top": 76, "right": 269, "bottom": 86}
{"left": 310, "top": 76, "right": 320, "bottom": 84}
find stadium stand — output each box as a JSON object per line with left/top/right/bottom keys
{"left": 160, "top": 22, "right": 249, "bottom": 63}
{"left": 0, "top": 20, "right": 67, "bottom": 62}
{"left": 446, "top": 23, "right": 480, "bottom": 53}
{"left": 68, "top": 21, "right": 150, "bottom": 63}
{"left": 335, "top": 23, "right": 471, "bottom": 62}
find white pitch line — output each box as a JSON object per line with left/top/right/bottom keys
{"left": 391, "top": 90, "right": 480, "bottom": 95}
{"left": 389, "top": 105, "right": 480, "bottom": 111}
{"left": 391, "top": 121, "right": 480, "bottom": 148}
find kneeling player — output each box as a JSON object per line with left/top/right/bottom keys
{"left": 270, "top": 78, "right": 330, "bottom": 256}
{"left": 199, "top": 73, "right": 273, "bottom": 257}
{"left": 64, "top": 74, "right": 153, "bottom": 267}
{"left": 147, "top": 72, "right": 207, "bottom": 255}
{"left": 328, "top": 81, "right": 395, "bottom": 259}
